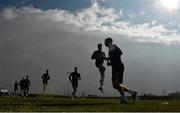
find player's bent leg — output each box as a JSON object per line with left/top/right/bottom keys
{"left": 99, "top": 66, "right": 105, "bottom": 93}
{"left": 112, "top": 80, "right": 124, "bottom": 95}
{"left": 112, "top": 80, "right": 128, "bottom": 104}
{"left": 72, "top": 89, "right": 76, "bottom": 97}
{"left": 43, "top": 83, "right": 47, "bottom": 95}
{"left": 101, "top": 66, "right": 105, "bottom": 75}
{"left": 99, "top": 65, "right": 106, "bottom": 88}
{"left": 121, "top": 84, "right": 134, "bottom": 94}
{"left": 120, "top": 84, "right": 137, "bottom": 102}
{"left": 100, "top": 66, "right": 105, "bottom": 78}
{"left": 72, "top": 83, "right": 77, "bottom": 96}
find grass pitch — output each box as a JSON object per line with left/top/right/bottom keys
{"left": 0, "top": 95, "right": 180, "bottom": 112}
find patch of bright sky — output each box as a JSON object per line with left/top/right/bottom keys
{"left": 0, "top": 0, "right": 180, "bottom": 32}
{"left": 101, "top": 0, "right": 180, "bottom": 32}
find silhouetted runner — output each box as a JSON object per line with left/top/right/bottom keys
{"left": 69, "top": 67, "right": 81, "bottom": 99}
{"left": 14, "top": 80, "right": 19, "bottom": 96}
{"left": 104, "top": 37, "right": 137, "bottom": 103}
{"left": 19, "top": 77, "right": 25, "bottom": 97}
{"left": 91, "top": 43, "right": 106, "bottom": 93}
{"left": 24, "top": 75, "right": 31, "bottom": 96}
{"left": 41, "top": 69, "right": 50, "bottom": 95}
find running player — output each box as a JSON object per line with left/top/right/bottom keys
{"left": 69, "top": 67, "right": 81, "bottom": 98}
{"left": 104, "top": 37, "right": 137, "bottom": 103}
{"left": 91, "top": 43, "right": 106, "bottom": 93}
{"left": 19, "top": 77, "right": 25, "bottom": 97}
{"left": 24, "top": 75, "right": 31, "bottom": 96}
{"left": 41, "top": 69, "right": 50, "bottom": 95}
{"left": 14, "top": 80, "right": 19, "bottom": 96}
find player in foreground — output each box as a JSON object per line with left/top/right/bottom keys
{"left": 91, "top": 43, "right": 106, "bottom": 93}
{"left": 104, "top": 37, "right": 137, "bottom": 103}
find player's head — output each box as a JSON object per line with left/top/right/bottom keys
{"left": 26, "top": 75, "right": 29, "bottom": 79}
{"left": 46, "top": 69, "right": 49, "bottom": 73}
{"left": 105, "top": 37, "right": 113, "bottom": 47}
{"left": 74, "top": 67, "right": 77, "bottom": 72}
{"left": 97, "top": 43, "right": 102, "bottom": 50}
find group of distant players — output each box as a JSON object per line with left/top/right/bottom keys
{"left": 14, "top": 76, "right": 31, "bottom": 97}
{"left": 13, "top": 37, "right": 137, "bottom": 103}
{"left": 14, "top": 70, "right": 50, "bottom": 97}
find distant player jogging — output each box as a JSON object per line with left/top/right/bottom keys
{"left": 69, "top": 67, "right": 81, "bottom": 98}
{"left": 104, "top": 37, "right": 137, "bottom": 103}
{"left": 41, "top": 69, "right": 50, "bottom": 95}
{"left": 24, "top": 75, "right": 31, "bottom": 96}
{"left": 14, "top": 80, "right": 19, "bottom": 96}
{"left": 91, "top": 43, "right": 106, "bottom": 93}
{"left": 19, "top": 77, "right": 25, "bottom": 97}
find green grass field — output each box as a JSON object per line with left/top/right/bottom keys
{"left": 0, "top": 95, "right": 180, "bottom": 112}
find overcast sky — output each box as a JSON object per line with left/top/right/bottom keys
{"left": 0, "top": 0, "right": 180, "bottom": 96}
